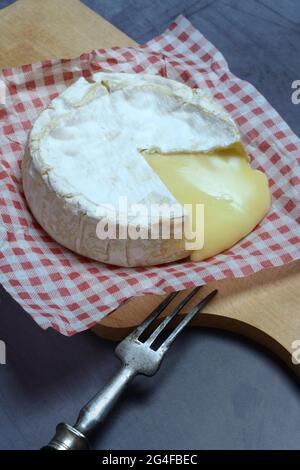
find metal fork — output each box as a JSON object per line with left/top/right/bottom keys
{"left": 43, "top": 287, "right": 217, "bottom": 450}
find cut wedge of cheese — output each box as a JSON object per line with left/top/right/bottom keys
{"left": 22, "top": 73, "right": 270, "bottom": 266}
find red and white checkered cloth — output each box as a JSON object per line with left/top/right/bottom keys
{"left": 0, "top": 16, "right": 299, "bottom": 336}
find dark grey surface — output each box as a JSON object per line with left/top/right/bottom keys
{"left": 0, "top": 0, "right": 300, "bottom": 450}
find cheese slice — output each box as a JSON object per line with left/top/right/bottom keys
{"left": 22, "top": 73, "right": 270, "bottom": 267}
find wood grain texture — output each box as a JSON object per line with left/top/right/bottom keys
{"left": 94, "top": 262, "right": 300, "bottom": 375}
{"left": 0, "top": 0, "right": 135, "bottom": 68}
{"left": 1, "top": 0, "right": 299, "bottom": 377}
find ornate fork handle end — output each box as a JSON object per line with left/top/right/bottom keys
{"left": 41, "top": 423, "right": 90, "bottom": 450}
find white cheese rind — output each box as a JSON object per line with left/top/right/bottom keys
{"left": 23, "top": 73, "right": 241, "bottom": 267}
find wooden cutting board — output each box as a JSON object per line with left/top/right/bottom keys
{"left": 1, "top": 0, "right": 300, "bottom": 375}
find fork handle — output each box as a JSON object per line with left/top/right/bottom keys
{"left": 75, "top": 364, "right": 136, "bottom": 435}
{"left": 43, "top": 365, "right": 136, "bottom": 450}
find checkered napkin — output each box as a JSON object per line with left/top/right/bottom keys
{"left": 0, "top": 16, "right": 299, "bottom": 336}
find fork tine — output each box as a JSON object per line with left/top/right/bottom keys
{"left": 132, "top": 291, "right": 179, "bottom": 339}
{"left": 144, "top": 286, "right": 202, "bottom": 346}
{"left": 159, "top": 289, "right": 218, "bottom": 353}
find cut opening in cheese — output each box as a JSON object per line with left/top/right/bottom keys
{"left": 143, "top": 143, "right": 271, "bottom": 261}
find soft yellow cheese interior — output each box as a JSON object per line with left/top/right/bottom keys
{"left": 143, "top": 143, "right": 271, "bottom": 261}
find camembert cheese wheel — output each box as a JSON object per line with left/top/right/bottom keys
{"left": 23, "top": 73, "right": 270, "bottom": 266}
